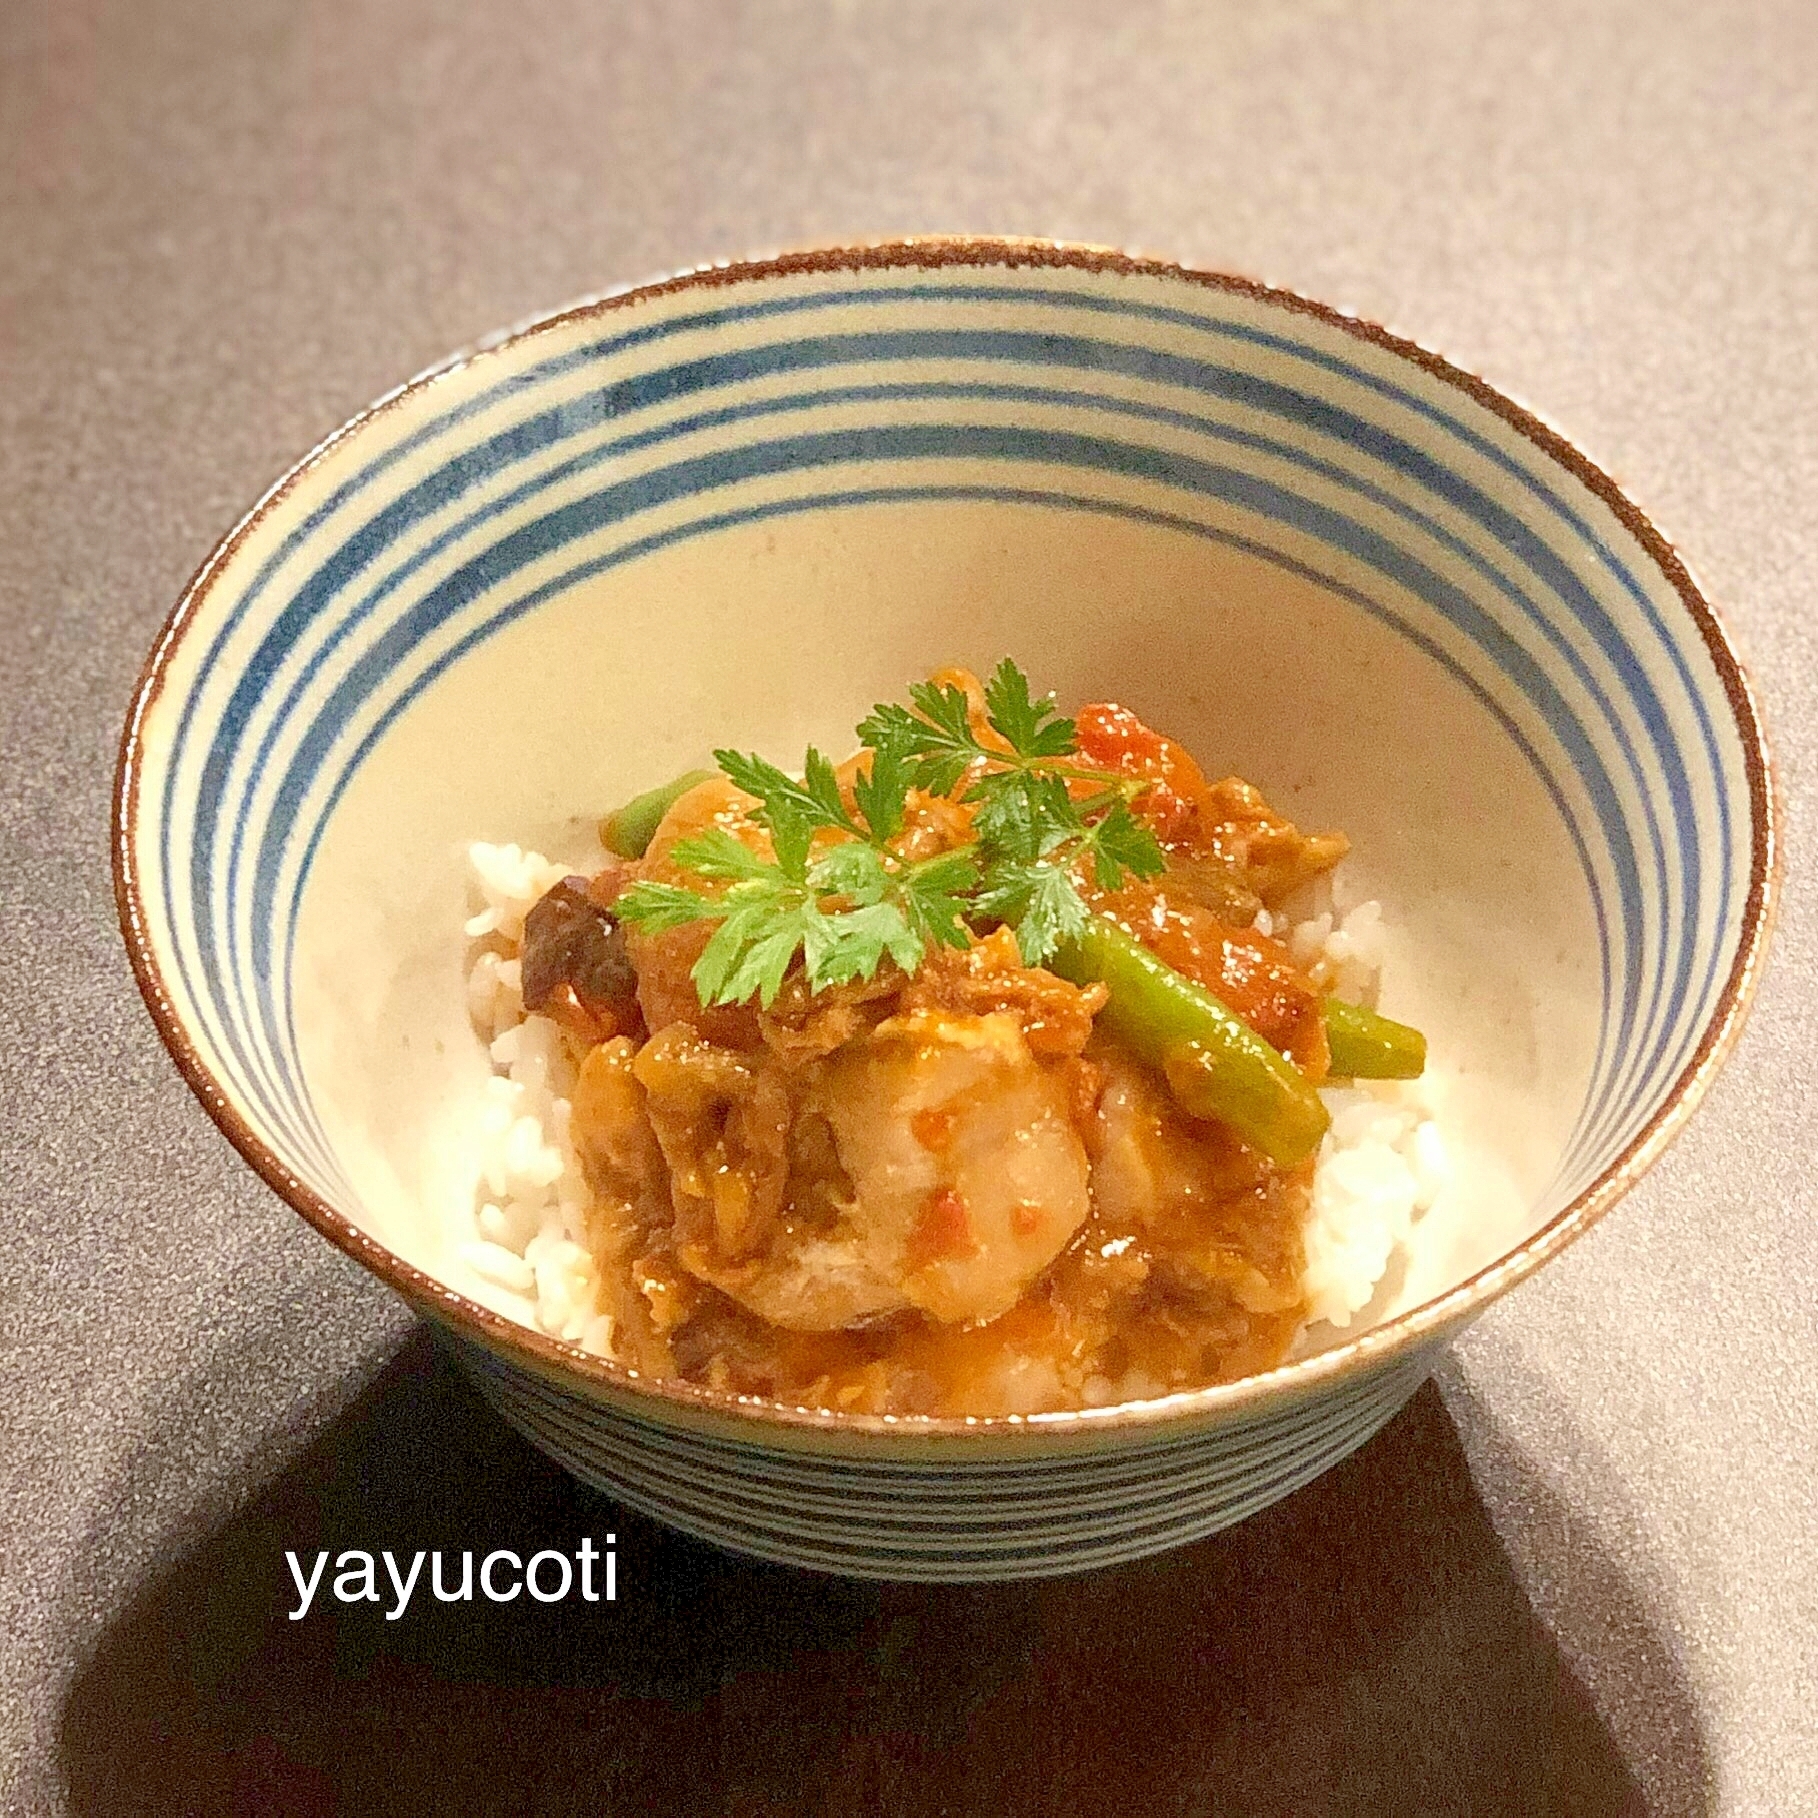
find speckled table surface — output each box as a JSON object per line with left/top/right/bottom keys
{"left": 3, "top": 2, "right": 1814, "bottom": 1812}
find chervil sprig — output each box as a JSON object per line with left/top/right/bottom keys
{"left": 711, "top": 746, "right": 855, "bottom": 879}
{"left": 859, "top": 658, "right": 1166, "bottom": 962}
{"left": 614, "top": 738, "right": 976, "bottom": 1008}
{"left": 614, "top": 660, "right": 1166, "bottom": 1003}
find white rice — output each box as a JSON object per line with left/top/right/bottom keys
{"left": 459, "top": 843, "right": 616, "bottom": 1358}
{"left": 459, "top": 844, "right": 1446, "bottom": 1359}
{"left": 1286, "top": 894, "right": 1450, "bottom": 1329}
{"left": 1304, "top": 1077, "right": 1448, "bottom": 1327}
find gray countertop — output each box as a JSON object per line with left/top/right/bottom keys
{"left": 3, "top": 2, "right": 1813, "bottom": 1811}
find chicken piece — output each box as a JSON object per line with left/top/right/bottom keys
{"left": 1198, "top": 775, "right": 1349, "bottom": 907}
{"left": 811, "top": 1009, "right": 1092, "bottom": 1327}
{"left": 570, "top": 1035, "right": 668, "bottom": 1209}
{"left": 645, "top": 1009, "right": 1091, "bottom": 1333}
{"left": 631, "top": 1021, "right": 795, "bottom": 1265}
{"left": 757, "top": 967, "right": 905, "bottom": 1068}
{"left": 890, "top": 786, "right": 979, "bottom": 863}
{"left": 1153, "top": 852, "right": 1263, "bottom": 928}
{"left": 1087, "top": 1049, "right": 1308, "bottom": 1316}
{"left": 568, "top": 1036, "right": 692, "bottom": 1374}
{"left": 896, "top": 926, "right": 1106, "bottom": 1060}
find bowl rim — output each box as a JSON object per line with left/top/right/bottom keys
{"left": 113, "top": 234, "right": 1783, "bottom": 1442}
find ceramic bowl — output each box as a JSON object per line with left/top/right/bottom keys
{"left": 116, "top": 240, "right": 1776, "bottom": 1580}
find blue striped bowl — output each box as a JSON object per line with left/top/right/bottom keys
{"left": 116, "top": 241, "right": 1776, "bottom": 1580}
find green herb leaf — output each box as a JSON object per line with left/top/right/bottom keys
{"left": 851, "top": 736, "right": 913, "bottom": 844}
{"left": 718, "top": 916, "right": 810, "bottom": 1008}
{"left": 859, "top": 682, "right": 983, "bottom": 796}
{"left": 1078, "top": 797, "right": 1167, "bottom": 890}
{"left": 802, "top": 901, "right": 922, "bottom": 988}
{"left": 613, "top": 879, "right": 730, "bottom": 932}
{"left": 1017, "top": 865, "right": 1091, "bottom": 967}
{"left": 967, "top": 768, "right": 1080, "bottom": 864}
{"left": 966, "top": 770, "right": 1039, "bottom": 862}
{"left": 983, "top": 657, "right": 1076, "bottom": 760}
{"left": 853, "top": 699, "right": 926, "bottom": 759}
{"left": 692, "top": 897, "right": 785, "bottom": 1003}
{"left": 713, "top": 745, "right": 854, "bottom": 881}
{"left": 806, "top": 840, "right": 891, "bottom": 905}
{"left": 900, "top": 849, "right": 979, "bottom": 951}
{"left": 713, "top": 749, "right": 824, "bottom": 827}
{"left": 906, "top": 678, "right": 980, "bottom": 749}
{"left": 801, "top": 747, "right": 851, "bottom": 827}
{"left": 975, "top": 858, "right": 1091, "bottom": 965}
{"left": 622, "top": 660, "right": 1178, "bottom": 1004}
{"left": 669, "top": 827, "right": 777, "bottom": 882}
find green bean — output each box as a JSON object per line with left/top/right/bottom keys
{"left": 600, "top": 769, "right": 717, "bottom": 858}
{"left": 1051, "top": 917, "right": 1330, "bottom": 1168}
{"left": 1322, "top": 997, "right": 1427, "bottom": 1080}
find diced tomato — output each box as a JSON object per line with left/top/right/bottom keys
{"left": 1075, "top": 701, "right": 1167, "bottom": 768}
{"left": 905, "top": 1186, "right": 979, "bottom": 1271}
{"left": 1075, "top": 702, "right": 1214, "bottom": 847}
{"left": 912, "top": 1104, "right": 960, "bottom": 1153}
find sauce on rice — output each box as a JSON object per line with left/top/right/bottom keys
{"left": 487, "top": 671, "right": 1360, "bottom": 1416}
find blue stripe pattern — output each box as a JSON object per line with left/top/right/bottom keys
{"left": 127, "top": 256, "right": 1760, "bottom": 1576}
{"left": 455, "top": 1331, "right": 1439, "bottom": 1580}
{"left": 168, "top": 279, "right": 1741, "bottom": 1190}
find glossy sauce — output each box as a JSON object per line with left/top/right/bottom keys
{"left": 556, "top": 684, "right": 1341, "bottom": 1416}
